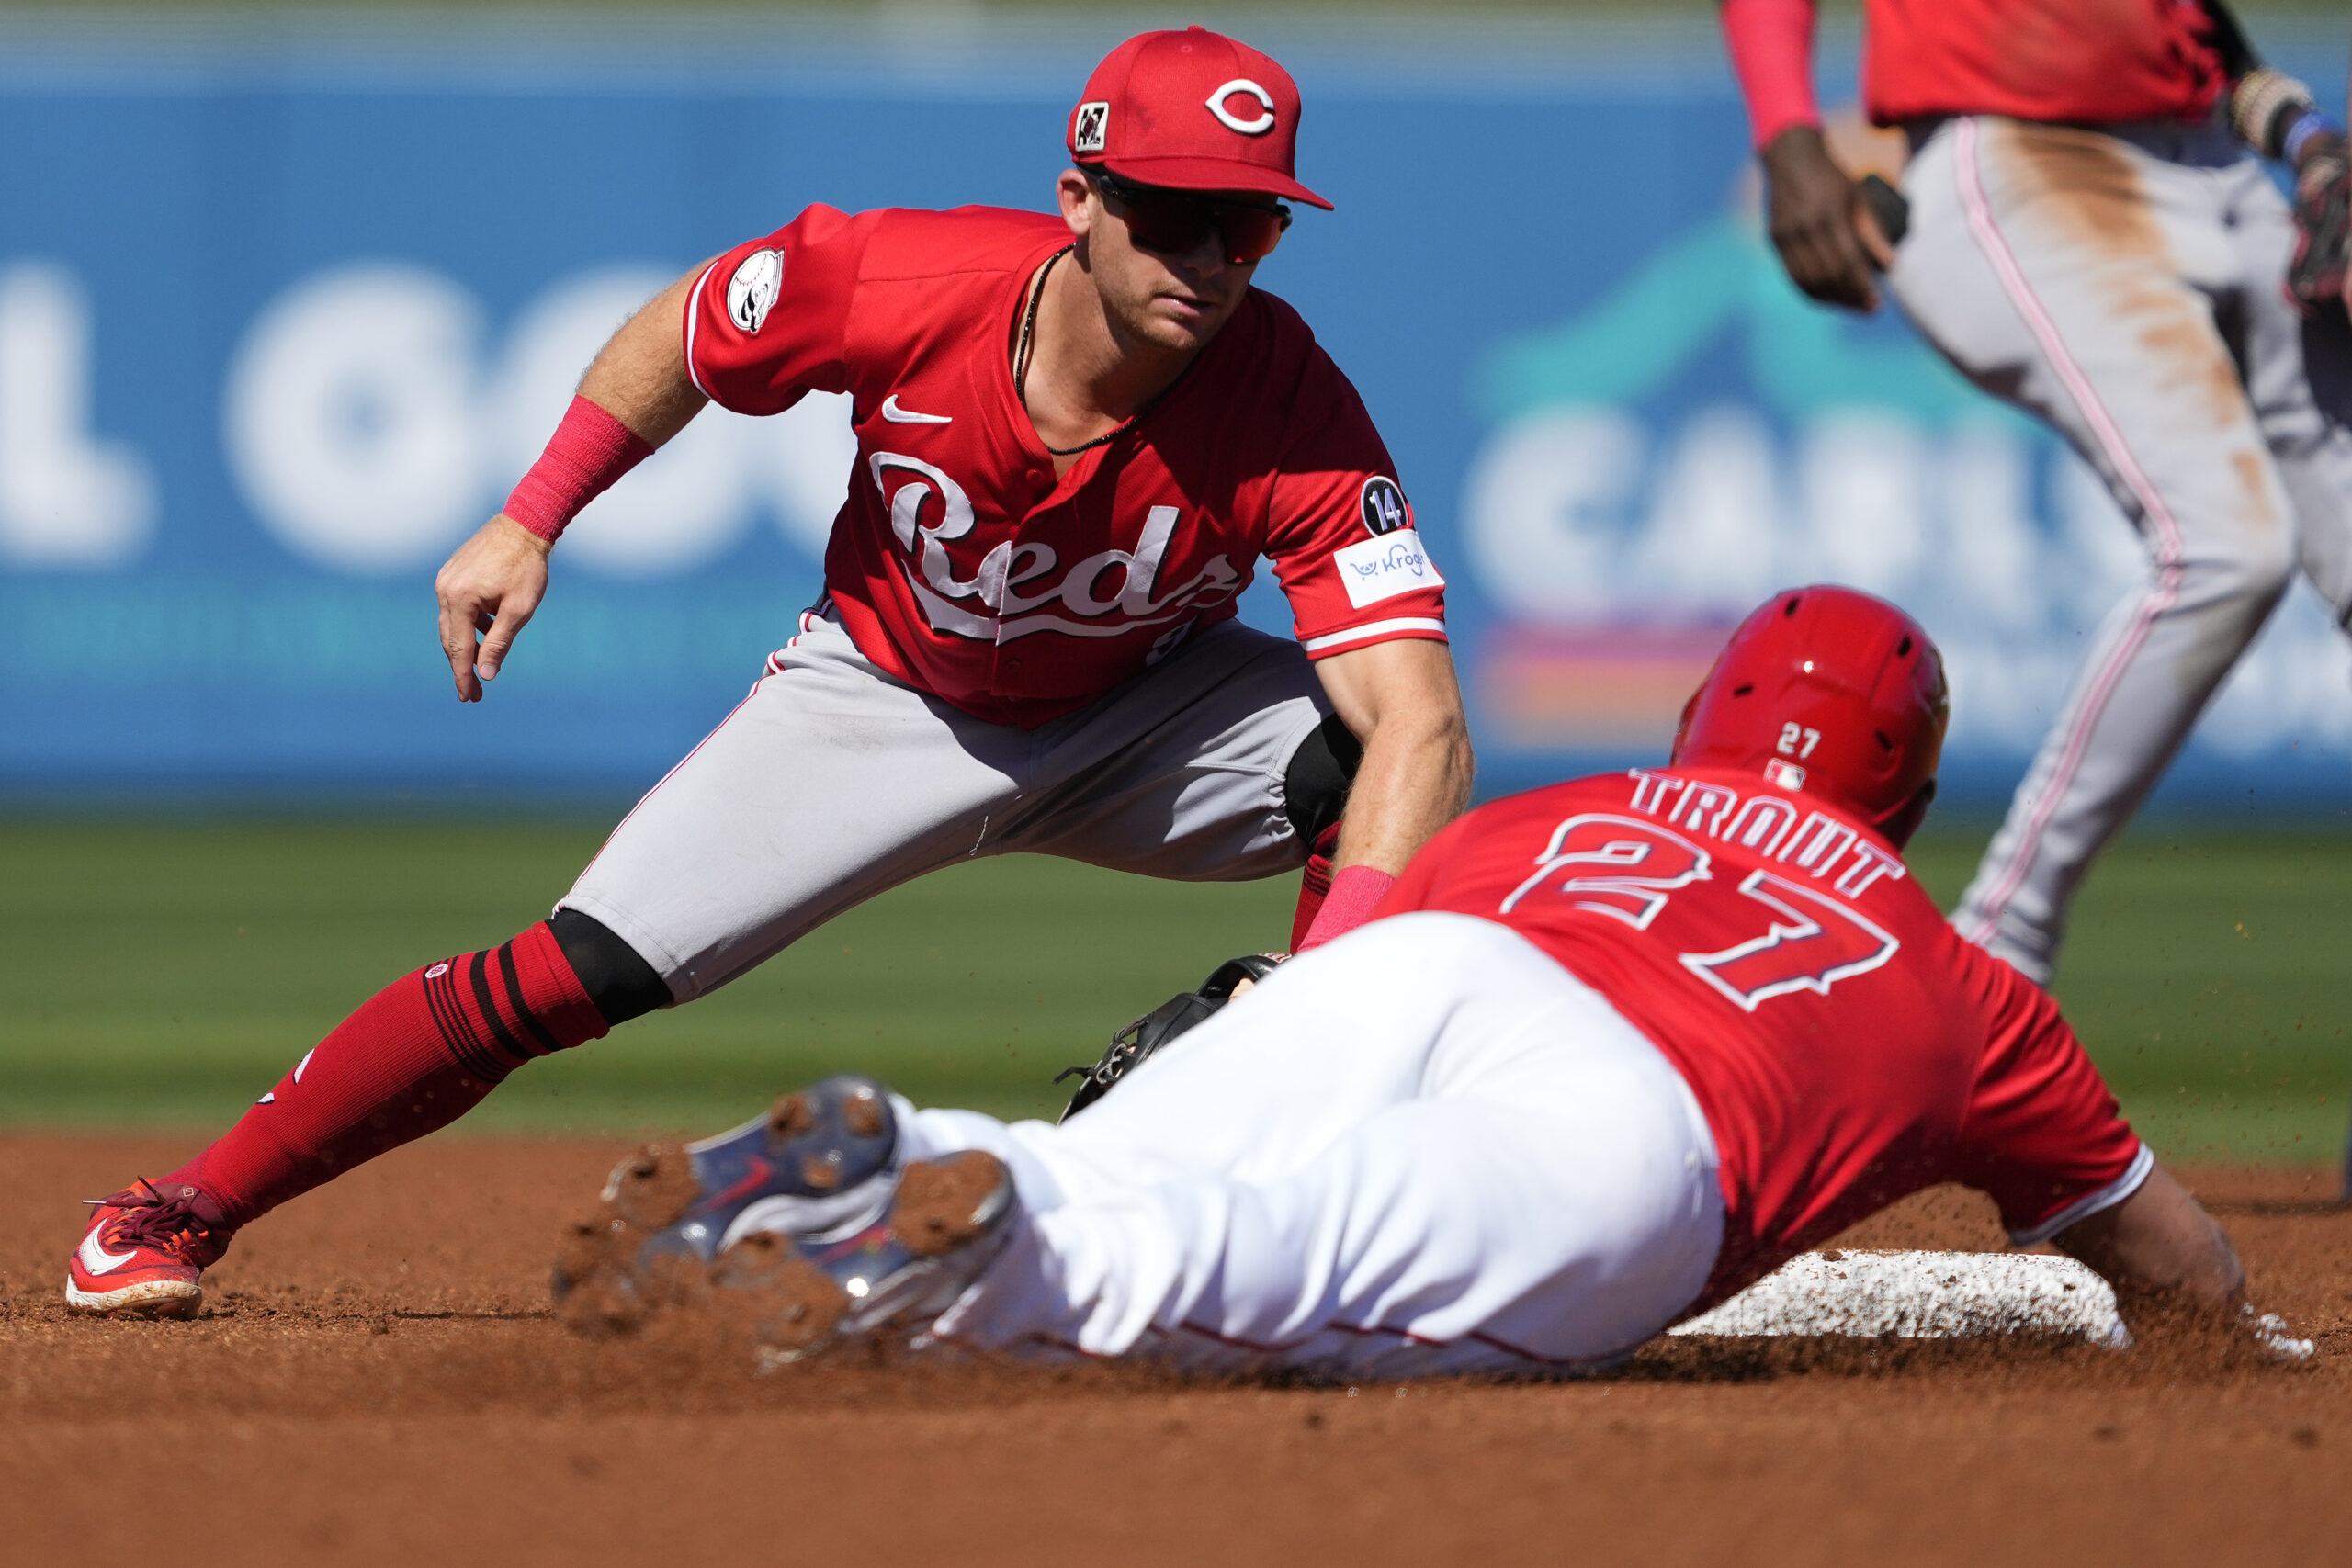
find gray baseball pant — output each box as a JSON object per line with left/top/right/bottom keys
{"left": 559, "top": 609, "right": 1329, "bottom": 1003}
{"left": 1890, "top": 114, "right": 2352, "bottom": 982}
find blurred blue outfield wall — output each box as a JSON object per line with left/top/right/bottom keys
{"left": 0, "top": 14, "right": 2346, "bottom": 804}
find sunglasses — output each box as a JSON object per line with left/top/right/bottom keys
{"left": 1088, "top": 168, "right": 1293, "bottom": 266}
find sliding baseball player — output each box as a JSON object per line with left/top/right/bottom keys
{"left": 553, "top": 587, "right": 2293, "bottom": 1376}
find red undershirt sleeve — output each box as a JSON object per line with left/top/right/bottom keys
{"left": 1720, "top": 0, "right": 1824, "bottom": 149}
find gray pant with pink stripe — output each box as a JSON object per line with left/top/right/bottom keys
{"left": 1891, "top": 114, "right": 2352, "bottom": 983}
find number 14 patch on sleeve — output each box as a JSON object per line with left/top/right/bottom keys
{"left": 1334, "top": 529, "right": 1443, "bottom": 608}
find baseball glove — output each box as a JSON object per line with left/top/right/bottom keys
{"left": 2289, "top": 150, "right": 2349, "bottom": 315}
{"left": 1056, "top": 953, "right": 1284, "bottom": 1122}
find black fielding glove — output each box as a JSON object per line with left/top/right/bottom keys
{"left": 1057, "top": 953, "right": 1285, "bottom": 1122}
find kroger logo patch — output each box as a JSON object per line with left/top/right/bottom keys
{"left": 1335, "top": 528, "right": 1442, "bottom": 608}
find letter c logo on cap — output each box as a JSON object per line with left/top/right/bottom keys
{"left": 1204, "top": 79, "right": 1277, "bottom": 136}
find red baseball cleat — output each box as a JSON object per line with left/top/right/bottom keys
{"left": 65, "top": 1179, "right": 232, "bottom": 1318}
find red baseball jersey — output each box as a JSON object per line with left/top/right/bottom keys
{"left": 1863, "top": 0, "right": 2223, "bottom": 126}
{"left": 1380, "top": 765, "right": 2147, "bottom": 1314}
{"left": 1721, "top": 0, "right": 2224, "bottom": 145}
{"left": 683, "top": 205, "right": 1447, "bottom": 728}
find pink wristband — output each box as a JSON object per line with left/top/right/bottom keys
{"left": 502, "top": 395, "right": 655, "bottom": 542}
{"left": 1296, "top": 864, "right": 1397, "bottom": 952}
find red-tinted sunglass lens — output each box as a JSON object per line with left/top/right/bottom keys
{"left": 1116, "top": 192, "right": 1218, "bottom": 257}
{"left": 1216, "top": 205, "right": 1285, "bottom": 265}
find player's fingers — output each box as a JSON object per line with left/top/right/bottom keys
{"left": 1842, "top": 257, "right": 1882, "bottom": 312}
{"left": 1776, "top": 212, "right": 1865, "bottom": 310}
{"left": 1852, "top": 201, "right": 1895, "bottom": 273}
{"left": 437, "top": 589, "right": 484, "bottom": 703}
{"left": 1809, "top": 225, "right": 1880, "bottom": 311}
{"left": 439, "top": 620, "right": 480, "bottom": 700}
{"left": 1791, "top": 240, "right": 1865, "bottom": 309}
{"left": 476, "top": 595, "right": 538, "bottom": 684}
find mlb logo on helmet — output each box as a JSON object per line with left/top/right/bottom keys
{"left": 1067, "top": 27, "right": 1334, "bottom": 210}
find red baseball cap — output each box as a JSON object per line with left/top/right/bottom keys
{"left": 1067, "top": 27, "right": 1332, "bottom": 210}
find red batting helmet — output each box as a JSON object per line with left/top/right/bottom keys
{"left": 1670, "top": 585, "right": 1950, "bottom": 847}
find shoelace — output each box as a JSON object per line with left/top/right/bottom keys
{"left": 85, "top": 1178, "right": 218, "bottom": 1256}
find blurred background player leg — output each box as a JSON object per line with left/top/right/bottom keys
{"left": 1890, "top": 115, "right": 2340, "bottom": 986}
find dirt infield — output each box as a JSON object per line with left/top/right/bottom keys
{"left": 5, "top": 1134, "right": 2348, "bottom": 1566}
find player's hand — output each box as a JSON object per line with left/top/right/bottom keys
{"left": 2287, "top": 132, "right": 2348, "bottom": 317}
{"left": 435, "top": 515, "right": 553, "bottom": 703}
{"left": 1759, "top": 126, "right": 1892, "bottom": 313}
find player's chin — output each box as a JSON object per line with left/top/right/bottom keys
{"left": 1139, "top": 297, "right": 1237, "bottom": 352}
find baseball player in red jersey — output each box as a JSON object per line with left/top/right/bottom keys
{"left": 65, "top": 28, "right": 1473, "bottom": 1319}
{"left": 1721, "top": 0, "right": 2352, "bottom": 987}
{"left": 545, "top": 587, "right": 2295, "bottom": 1377}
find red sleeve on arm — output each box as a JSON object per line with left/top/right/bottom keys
{"left": 684, "top": 204, "right": 882, "bottom": 416}
{"left": 1951, "top": 942, "right": 2148, "bottom": 1244}
{"left": 1263, "top": 349, "right": 1448, "bottom": 661}
{"left": 1720, "top": 0, "right": 1823, "bottom": 149}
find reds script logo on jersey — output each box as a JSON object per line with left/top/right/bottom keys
{"left": 684, "top": 207, "right": 1448, "bottom": 727}
{"left": 866, "top": 452, "right": 1243, "bottom": 644}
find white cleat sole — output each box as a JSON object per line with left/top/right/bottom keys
{"left": 65, "top": 1276, "right": 203, "bottom": 1318}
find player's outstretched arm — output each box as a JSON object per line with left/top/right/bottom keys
{"left": 434, "top": 265, "right": 714, "bottom": 702}
{"left": 2052, "top": 1163, "right": 2248, "bottom": 1341}
{"left": 1310, "top": 638, "right": 1475, "bottom": 877}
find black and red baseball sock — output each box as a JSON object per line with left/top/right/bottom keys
{"left": 164, "top": 920, "right": 608, "bottom": 1228}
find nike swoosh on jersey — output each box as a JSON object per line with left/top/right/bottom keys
{"left": 880, "top": 395, "right": 953, "bottom": 424}
{"left": 77, "top": 1227, "right": 141, "bottom": 1276}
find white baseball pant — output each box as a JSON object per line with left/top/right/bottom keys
{"left": 560, "top": 608, "right": 1329, "bottom": 1003}
{"left": 902, "top": 912, "right": 1726, "bottom": 1379}
{"left": 1890, "top": 115, "right": 2352, "bottom": 982}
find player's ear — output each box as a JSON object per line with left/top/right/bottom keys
{"left": 1057, "top": 169, "right": 1097, "bottom": 238}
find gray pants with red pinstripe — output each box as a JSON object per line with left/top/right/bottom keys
{"left": 1890, "top": 113, "right": 2352, "bottom": 984}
